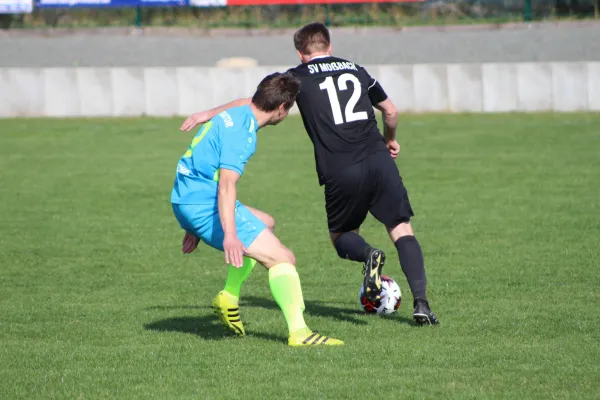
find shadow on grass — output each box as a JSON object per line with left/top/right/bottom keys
{"left": 144, "top": 314, "right": 286, "bottom": 344}
{"left": 145, "top": 295, "right": 415, "bottom": 340}
{"left": 243, "top": 296, "right": 368, "bottom": 325}
{"left": 242, "top": 296, "right": 416, "bottom": 326}
{"left": 146, "top": 305, "right": 211, "bottom": 311}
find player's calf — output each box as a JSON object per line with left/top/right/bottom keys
{"left": 245, "top": 229, "right": 343, "bottom": 346}
{"left": 332, "top": 230, "right": 370, "bottom": 262}
{"left": 387, "top": 222, "right": 440, "bottom": 326}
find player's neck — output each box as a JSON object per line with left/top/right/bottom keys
{"left": 249, "top": 103, "right": 271, "bottom": 129}
{"left": 304, "top": 52, "right": 331, "bottom": 62}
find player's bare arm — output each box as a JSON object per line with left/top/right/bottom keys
{"left": 218, "top": 168, "right": 247, "bottom": 268}
{"left": 180, "top": 98, "right": 252, "bottom": 132}
{"left": 374, "top": 98, "right": 400, "bottom": 159}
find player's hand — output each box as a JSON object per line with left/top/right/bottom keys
{"left": 386, "top": 140, "right": 400, "bottom": 159}
{"left": 182, "top": 232, "right": 200, "bottom": 254}
{"left": 223, "top": 233, "right": 247, "bottom": 268}
{"left": 180, "top": 112, "right": 210, "bottom": 132}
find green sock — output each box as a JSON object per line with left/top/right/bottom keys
{"left": 268, "top": 263, "right": 308, "bottom": 335}
{"left": 223, "top": 256, "right": 257, "bottom": 298}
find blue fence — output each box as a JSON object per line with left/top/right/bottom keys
{"left": 1, "top": 0, "right": 598, "bottom": 29}
{"left": 34, "top": 0, "right": 188, "bottom": 8}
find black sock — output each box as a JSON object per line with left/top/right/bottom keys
{"left": 334, "top": 232, "right": 371, "bottom": 262}
{"left": 395, "top": 235, "right": 427, "bottom": 300}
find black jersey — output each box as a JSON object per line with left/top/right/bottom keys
{"left": 288, "top": 55, "right": 389, "bottom": 185}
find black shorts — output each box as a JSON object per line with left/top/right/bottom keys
{"left": 324, "top": 152, "right": 414, "bottom": 233}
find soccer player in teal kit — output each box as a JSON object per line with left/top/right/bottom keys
{"left": 171, "top": 72, "right": 343, "bottom": 347}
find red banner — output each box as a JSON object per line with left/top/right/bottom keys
{"left": 227, "top": 0, "right": 424, "bottom": 4}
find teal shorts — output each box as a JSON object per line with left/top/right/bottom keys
{"left": 172, "top": 202, "right": 266, "bottom": 251}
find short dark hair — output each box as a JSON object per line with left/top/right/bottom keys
{"left": 293, "top": 22, "right": 331, "bottom": 55}
{"left": 251, "top": 72, "right": 301, "bottom": 112}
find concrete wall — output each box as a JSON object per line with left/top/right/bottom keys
{"left": 1, "top": 62, "right": 599, "bottom": 118}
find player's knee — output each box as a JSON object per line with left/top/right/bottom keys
{"left": 247, "top": 207, "right": 276, "bottom": 232}
{"left": 274, "top": 245, "right": 295, "bottom": 266}
{"left": 265, "top": 214, "right": 276, "bottom": 232}
{"left": 265, "top": 245, "right": 295, "bottom": 268}
{"left": 247, "top": 229, "right": 294, "bottom": 268}
{"left": 257, "top": 212, "right": 275, "bottom": 232}
{"left": 387, "top": 221, "right": 414, "bottom": 242}
{"left": 286, "top": 248, "right": 296, "bottom": 266}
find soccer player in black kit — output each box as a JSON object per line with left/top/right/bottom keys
{"left": 180, "top": 23, "right": 439, "bottom": 326}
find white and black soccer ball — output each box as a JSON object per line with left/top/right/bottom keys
{"left": 359, "top": 276, "right": 402, "bottom": 315}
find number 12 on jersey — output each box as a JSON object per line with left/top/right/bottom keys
{"left": 319, "top": 73, "right": 368, "bottom": 125}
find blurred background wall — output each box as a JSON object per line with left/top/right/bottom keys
{"left": 1, "top": 0, "right": 599, "bottom": 116}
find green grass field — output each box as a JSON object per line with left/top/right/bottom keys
{"left": 1, "top": 114, "right": 599, "bottom": 399}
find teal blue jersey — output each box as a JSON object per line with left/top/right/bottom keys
{"left": 171, "top": 105, "right": 258, "bottom": 206}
